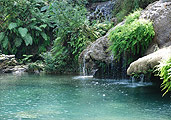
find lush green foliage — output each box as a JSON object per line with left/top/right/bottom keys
{"left": 41, "top": 52, "right": 57, "bottom": 73}
{"left": 109, "top": 10, "right": 155, "bottom": 63}
{"left": 155, "top": 58, "right": 171, "bottom": 96}
{"left": 91, "top": 21, "right": 113, "bottom": 36}
{"left": 28, "top": 62, "right": 43, "bottom": 73}
{"left": 113, "top": 0, "right": 157, "bottom": 22}
{"left": 0, "top": 0, "right": 51, "bottom": 56}
{"left": 42, "top": 0, "right": 102, "bottom": 72}
{"left": 18, "top": 55, "right": 33, "bottom": 64}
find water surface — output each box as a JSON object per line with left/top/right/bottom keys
{"left": 0, "top": 73, "right": 171, "bottom": 120}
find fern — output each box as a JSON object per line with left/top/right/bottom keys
{"left": 155, "top": 58, "right": 171, "bottom": 96}
{"left": 109, "top": 10, "right": 155, "bottom": 64}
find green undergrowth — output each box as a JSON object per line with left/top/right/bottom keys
{"left": 41, "top": 0, "right": 113, "bottom": 73}
{"left": 0, "top": 0, "right": 51, "bottom": 56}
{"left": 155, "top": 58, "right": 171, "bottom": 96}
{"left": 109, "top": 10, "right": 155, "bottom": 64}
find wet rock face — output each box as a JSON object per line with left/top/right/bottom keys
{"left": 79, "top": 35, "right": 110, "bottom": 75}
{"left": 79, "top": 22, "right": 125, "bottom": 78}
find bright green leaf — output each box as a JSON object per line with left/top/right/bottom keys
{"left": 18, "top": 27, "right": 28, "bottom": 37}
{"left": 41, "top": 32, "right": 48, "bottom": 41}
{"left": 8, "top": 22, "right": 17, "bottom": 30}
{"left": 33, "top": 26, "right": 42, "bottom": 31}
{"left": 31, "top": 18, "right": 36, "bottom": 21}
{"left": 41, "top": 6, "right": 48, "bottom": 11}
{"left": 0, "top": 32, "right": 5, "bottom": 42}
{"left": 40, "top": 24, "right": 47, "bottom": 28}
{"left": 23, "top": 33, "right": 33, "bottom": 46}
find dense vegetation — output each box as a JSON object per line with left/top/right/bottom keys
{"left": 0, "top": 0, "right": 113, "bottom": 73}
{"left": 0, "top": 0, "right": 157, "bottom": 73}
{"left": 42, "top": 0, "right": 113, "bottom": 73}
{"left": 0, "top": 0, "right": 51, "bottom": 57}
{"left": 109, "top": 10, "right": 155, "bottom": 64}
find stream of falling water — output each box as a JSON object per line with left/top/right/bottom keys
{"left": 88, "top": 0, "right": 116, "bottom": 21}
{"left": 82, "top": 54, "right": 87, "bottom": 76}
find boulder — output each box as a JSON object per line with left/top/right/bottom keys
{"left": 79, "top": 22, "right": 125, "bottom": 76}
{"left": 141, "top": 0, "right": 171, "bottom": 50}
{"left": 127, "top": 0, "right": 171, "bottom": 75}
{"left": 127, "top": 46, "right": 171, "bottom": 75}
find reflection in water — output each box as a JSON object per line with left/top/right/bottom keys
{"left": 0, "top": 74, "right": 171, "bottom": 120}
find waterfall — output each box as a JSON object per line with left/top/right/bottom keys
{"left": 82, "top": 54, "right": 87, "bottom": 76}
{"left": 139, "top": 74, "right": 145, "bottom": 83}
{"left": 88, "top": 0, "right": 116, "bottom": 21}
{"left": 131, "top": 76, "right": 135, "bottom": 83}
{"left": 110, "top": 54, "right": 114, "bottom": 69}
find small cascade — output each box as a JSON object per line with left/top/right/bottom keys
{"left": 110, "top": 54, "right": 115, "bottom": 78}
{"left": 80, "top": 52, "right": 94, "bottom": 78}
{"left": 110, "top": 54, "right": 114, "bottom": 69}
{"left": 131, "top": 76, "right": 135, "bottom": 83}
{"left": 82, "top": 55, "right": 87, "bottom": 76}
{"left": 139, "top": 74, "right": 145, "bottom": 83}
{"left": 88, "top": 0, "right": 116, "bottom": 21}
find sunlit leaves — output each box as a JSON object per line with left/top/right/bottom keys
{"left": 8, "top": 22, "right": 17, "bottom": 30}
{"left": 18, "top": 27, "right": 28, "bottom": 37}
{"left": 23, "top": 34, "right": 33, "bottom": 46}
{"left": 155, "top": 58, "right": 171, "bottom": 96}
{"left": 41, "top": 32, "right": 47, "bottom": 41}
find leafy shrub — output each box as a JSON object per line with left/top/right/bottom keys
{"left": 28, "top": 62, "right": 43, "bottom": 73}
{"left": 18, "top": 55, "right": 33, "bottom": 65}
{"left": 44, "top": 0, "right": 99, "bottom": 72}
{"left": 155, "top": 58, "right": 171, "bottom": 96}
{"left": 0, "top": 0, "right": 51, "bottom": 56}
{"left": 91, "top": 21, "right": 113, "bottom": 36}
{"left": 109, "top": 10, "right": 155, "bottom": 64}
{"left": 41, "top": 52, "right": 57, "bottom": 73}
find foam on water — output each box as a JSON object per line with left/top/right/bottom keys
{"left": 72, "top": 76, "right": 93, "bottom": 80}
